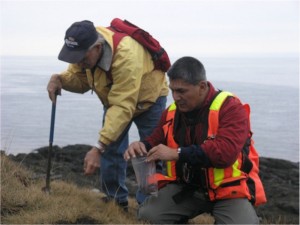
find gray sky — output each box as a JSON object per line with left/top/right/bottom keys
{"left": 0, "top": 0, "right": 299, "bottom": 57}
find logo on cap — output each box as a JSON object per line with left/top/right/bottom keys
{"left": 65, "top": 37, "right": 79, "bottom": 48}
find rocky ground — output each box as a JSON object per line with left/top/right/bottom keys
{"left": 8, "top": 144, "right": 299, "bottom": 224}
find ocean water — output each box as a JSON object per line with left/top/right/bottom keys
{"left": 1, "top": 55, "right": 299, "bottom": 162}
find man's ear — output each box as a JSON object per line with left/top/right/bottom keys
{"left": 96, "top": 43, "right": 102, "bottom": 50}
{"left": 198, "top": 81, "right": 207, "bottom": 93}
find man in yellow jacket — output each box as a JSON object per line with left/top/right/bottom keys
{"left": 47, "top": 20, "right": 169, "bottom": 209}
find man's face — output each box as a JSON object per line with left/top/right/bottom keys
{"left": 77, "top": 44, "right": 102, "bottom": 69}
{"left": 169, "top": 79, "right": 205, "bottom": 112}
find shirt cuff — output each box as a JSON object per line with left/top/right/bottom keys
{"left": 95, "top": 141, "right": 105, "bottom": 154}
{"left": 178, "top": 145, "right": 211, "bottom": 167}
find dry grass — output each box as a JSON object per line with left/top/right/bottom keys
{"left": 1, "top": 153, "right": 139, "bottom": 224}
{"left": 1, "top": 153, "right": 215, "bottom": 224}
{"left": 1, "top": 152, "right": 295, "bottom": 224}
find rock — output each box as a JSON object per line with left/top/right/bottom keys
{"left": 8, "top": 145, "right": 138, "bottom": 197}
{"left": 255, "top": 157, "right": 299, "bottom": 223}
{"left": 8, "top": 144, "right": 299, "bottom": 224}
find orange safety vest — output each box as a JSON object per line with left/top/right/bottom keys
{"left": 157, "top": 91, "right": 266, "bottom": 206}
{"left": 147, "top": 103, "right": 177, "bottom": 189}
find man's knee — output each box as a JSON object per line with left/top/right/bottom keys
{"left": 138, "top": 204, "right": 156, "bottom": 223}
{"left": 213, "top": 198, "right": 259, "bottom": 224}
{"left": 138, "top": 204, "right": 183, "bottom": 224}
{"left": 138, "top": 203, "right": 172, "bottom": 224}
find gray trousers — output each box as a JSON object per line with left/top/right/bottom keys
{"left": 138, "top": 183, "right": 259, "bottom": 224}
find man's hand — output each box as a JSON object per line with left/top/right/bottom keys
{"left": 47, "top": 74, "right": 62, "bottom": 103}
{"left": 146, "top": 144, "right": 179, "bottom": 162}
{"left": 84, "top": 147, "right": 101, "bottom": 175}
{"left": 124, "top": 141, "right": 147, "bottom": 161}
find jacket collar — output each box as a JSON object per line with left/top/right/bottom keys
{"left": 201, "top": 81, "right": 219, "bottom": 109}
{"left": 96, "top": 41, "right": 112, "bottom": 72}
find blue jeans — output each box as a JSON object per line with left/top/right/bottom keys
{"left": 100, "top": 96, "right": 167, "bottom": 204}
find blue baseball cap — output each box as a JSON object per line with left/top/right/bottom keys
{"left": 58, "top": 20, "right": 98, "bottom": 63}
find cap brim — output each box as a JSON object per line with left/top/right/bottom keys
{"left": 58, "top": 44, "right": 87, "bottom": 64}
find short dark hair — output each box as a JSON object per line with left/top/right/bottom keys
{"left": 167, "top": 56, "right": 206, "bottom": 84}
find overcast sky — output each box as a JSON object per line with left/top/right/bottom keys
{"left": 0, "top": 0, "right": 299, "bottom": 57}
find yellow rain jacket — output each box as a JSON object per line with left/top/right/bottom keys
{"left": 59, "top": 26, "right": 169, "bottom": 145}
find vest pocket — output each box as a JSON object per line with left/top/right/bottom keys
{"left": 219, "top": 179, "right": 241, "bottom": 188}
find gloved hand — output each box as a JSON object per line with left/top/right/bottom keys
{"left": 47, "top": 74, "right": 62, "bottom": 103}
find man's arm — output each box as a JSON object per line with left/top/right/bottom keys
{"left": 201, "top": 97, "right": 249, "bottom": 168}
{"left": 124, "top": 109, "right": 168, "bottom": 161}
{"left": 59, "top": 64, "right": 91, "bottom": 93}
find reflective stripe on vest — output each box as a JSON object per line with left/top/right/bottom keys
{"left": 208, "top": 91, "right": 243, "bottom": 188}
{"left": 208, "top": 91, "right": 233, "bottom": 139}
{"left": 162, "top": 103, "right": 177, "bottom": 180}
